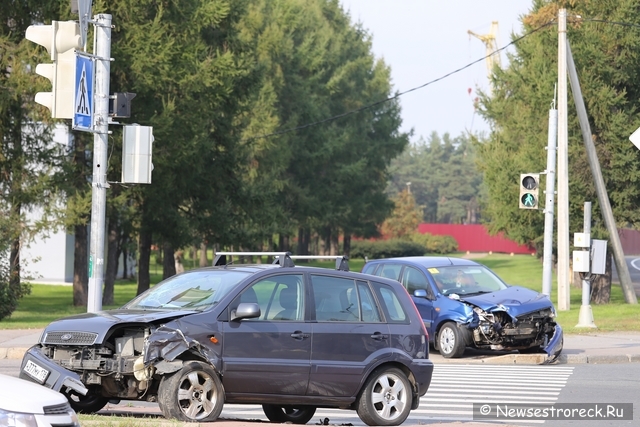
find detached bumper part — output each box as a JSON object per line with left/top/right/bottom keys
{"left": 543, "top": 324, "right": 564, "bottom": 363}
{"left": 19, "top": 346, "right": 88, "bottom": 396}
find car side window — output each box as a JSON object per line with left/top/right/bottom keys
{"left": 361, "top": 263, "right": 376, "bottom": 275}
{"left": 402, "top": 266, "right": 430, "bottom": 295}
{"left": 371, "top": 281, "right": 408, "bottom": 323}
{"left": 311, "top": 275, "right": 362, "bottom": 322}
{"left": 377, "top": 264, "right": 402, "bottom": 281}
{"left": 357, "top": 280, "right": 382, "bottom": 322}
{"left": 231, "top": 274, "right": 304, "bottom": 321}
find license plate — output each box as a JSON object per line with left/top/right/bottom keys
{"left": 23, "top": 360, "right": 49, "bottom": 384}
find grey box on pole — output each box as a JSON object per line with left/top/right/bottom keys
{"left": 122, "top": 124, "right": 153, "bottom": 184}
{"left": 573, "top": 250, "right": 590, "bottom": 273}
{"left": 590, "top": 239, "right": 608, "bottom": 275}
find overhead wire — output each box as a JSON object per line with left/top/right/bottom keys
{"left": 243, "top": 19, "right": 556, "bottom": 142}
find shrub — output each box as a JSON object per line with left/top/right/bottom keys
{"left": 0, "top": 255, "right": 31, "bottom": 321}
{"left": 350, "top": 239, "right": 426, "bottom": 259}
{"left": 410, "top": 232, "right": 458, "bottom": 254}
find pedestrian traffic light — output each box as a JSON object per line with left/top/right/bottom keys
{"left": 519, "top": 173, "right": 539, "bottom": 209}
{"left": 26, "top": 21, "right": 83, "bottom": 119}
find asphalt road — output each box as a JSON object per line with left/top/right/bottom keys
{"left": 612, "top": 255, "right": 640, "bottom": 284}
{"left": 2, "top": 359, "right": 638, "bottom": 426}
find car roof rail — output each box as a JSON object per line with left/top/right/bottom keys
{"left": 289, "top": 255, "right": 350, "bottom": 271}
{"left": 213, "top": 251, "right": 294, "bottom": 268}
{"left": 212, "top": 252, "right": 349, "bottom": 271}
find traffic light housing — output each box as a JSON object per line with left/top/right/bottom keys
{"left": 519, "top": 173, "right": 539, "bottom": 209}
{"left": 26, "top": 21, "right": 83, "bottom": 118}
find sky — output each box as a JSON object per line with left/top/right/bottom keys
{"left": 339, "top": 0, "right": 534, "bottom": 142}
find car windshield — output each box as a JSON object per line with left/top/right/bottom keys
{"left": 124, "top": 270, "right": 251, "bottom": 311}
{"left": 428, "top": 265, "right": 508, "bottom": 295}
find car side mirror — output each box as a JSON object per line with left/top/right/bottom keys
{"left": 413, "top": 289, "right": 428, "bottom": 299}
{"left": 231, "top": 302, "right": 261, "bottom": 321}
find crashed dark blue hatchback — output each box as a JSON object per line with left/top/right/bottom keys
{"left": 362, "top": 256, "right": 563, "bottom": 362}
{"left": 20, "top": 252, "right": 433, "bottom": 426}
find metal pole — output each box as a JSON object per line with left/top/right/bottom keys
{"left": 557, "top": 8, "right": 570, "bottom": 310}
{"left": 87, "top": 13, "right": 112, "bottom": 313}
{"left": 576, "top": 202, "right": 596, "bottom": 327}
{"left": 566, "top": 41, "right": 638, "bottom": 304}
{"left": 542, "top": 105, "right": 558, "bottom": 297}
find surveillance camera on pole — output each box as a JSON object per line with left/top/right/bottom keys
{"left": 26, "top": 21, "right": 83, "bottom": 118}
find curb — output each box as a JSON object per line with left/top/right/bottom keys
{"left": 3, "top": 346, "right": 640, "bottom": 364}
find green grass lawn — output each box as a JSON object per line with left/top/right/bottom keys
{"left": 1, "top": 253, "right": 639, "bottom": 333}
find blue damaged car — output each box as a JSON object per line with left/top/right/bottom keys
{"left": 362, "top": 256, "right": 563, "bottom": 362}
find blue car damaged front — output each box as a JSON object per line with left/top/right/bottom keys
{"left": 362, "top": 256, "right": 563, "bottom": 362}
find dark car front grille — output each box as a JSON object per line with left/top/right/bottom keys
{"left": 43, "top": 402, "right": 72, "bottom": 415}
{"left": 43, "top": 331, "right": 98, "bottom": 345}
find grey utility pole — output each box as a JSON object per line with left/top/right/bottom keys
{"left": 542, "top": 103, "right": 558, "bottom": 297}
{"left": 557, "top": 8, "right": 570, "bottom": 310}
{"left": 566, "top": 41, "right": 637, "bottom": 304}
{"left": 87, "top": 13, "right": 112, "bottom": 313}
{"left": 575, "top": 202, "right": 597, "bottom": 328}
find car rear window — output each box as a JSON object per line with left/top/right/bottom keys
{"left": 371, "top": 281, "right": 408, "bottom": 323}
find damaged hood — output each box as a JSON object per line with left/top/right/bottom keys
{"left": 460, "top": 286, "right": 554, "bottom": 317}
{"left": 43, "top": 309, "right": 197, "bottom": 344}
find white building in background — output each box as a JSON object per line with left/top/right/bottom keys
{"left": 20, "top": 124, "right": 134, "bottom": 284}
{"left": 19, "top": 124, "right": 75, "bottom": 284}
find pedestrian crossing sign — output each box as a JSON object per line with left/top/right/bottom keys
{"left": 73, "top": 52, "right": 94, "bottom": 131}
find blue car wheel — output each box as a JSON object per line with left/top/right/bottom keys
{"left": 437, "top": 322, "right": 466, "bottom": 358}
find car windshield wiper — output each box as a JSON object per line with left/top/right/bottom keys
{"left": 461, "top": 291, "right": 489, "bottom": 297}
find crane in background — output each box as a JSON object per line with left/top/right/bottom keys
{"left": 468, "top": 21, "right": 501, "bottom": 80}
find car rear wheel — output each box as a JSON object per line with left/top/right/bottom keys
{"left": 64, "top": 387, "right": 109, "bottom": 414}
{"left": 262, "top": 405, "right": 316, "bottom": 424}
{"left": 157, "top": 360, "right": 224, "bottom": 422}
{"left": 438, "top": 322, "right": 465, "bottom": 358}
{"left": 356, "top": 367, "right": 412, "bottom": 426}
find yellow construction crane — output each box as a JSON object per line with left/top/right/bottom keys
{"left": 468, "top": 21, "right": 501, "bottom": 79}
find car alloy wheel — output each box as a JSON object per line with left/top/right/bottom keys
{"left": 438, "top": 322, "right": 465, "bottom": 358}
{"left": 158, "top": 360, "right": 224, "bottom": 422}
{"left": 356, "top": 367, "right": 412, "bottom": 426}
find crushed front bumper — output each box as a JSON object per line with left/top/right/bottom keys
{"left": 19, "top": 345, "right": 88, "bottom": 395}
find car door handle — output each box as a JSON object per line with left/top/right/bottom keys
{"left": 290, "top": 331, "right": 310, "bottom": 340}
{"left": 370, "top": 332, "right": 388, "bottom": 341}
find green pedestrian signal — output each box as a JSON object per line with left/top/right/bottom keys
{"left": 519, "top": 173, "right": 539, "bottom": 209}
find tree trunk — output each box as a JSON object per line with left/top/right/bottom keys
{"left": 331, "top": 229, "right": 339, "bottom": 255}
{"left": 103, "top": 218, "right": 118, "bottom": 305}
{"left": 343, "top": 233, "right": 351, "bottom": 258}
{"left": 266, "top": 236, "right": 274, "bottom": 264}
{"left": 137, "top": 230, "right": 152, "bottom": 295}
{"left": 199, "top": 241, "right": 208, "bottom": 267}
{"left": 297, "top": 227, "right": 305, "bottom": 255}
{"left": 591, "top": 253, "right": 612, "bottom": 304}
{"left": 163, "top": 241, "right": 176, "bottom": 279}
{"left": 323, "top": 227, "right": 331, "bottom": 255}
{"left": 73, "top": 224, "right": 88, "bottom": 307}
{"left": 10, "top": 235, "right": 21, "bottom": 298}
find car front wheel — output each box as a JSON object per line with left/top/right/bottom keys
{"left": 157, "top": 360, "right": 224, "bottom": 422}
{"left": 438, "top": 322, "right": 466, "bottom": 358}
{"left": 356, "top": 367, "right": 412, "bottom": 426}
{"left": 262, "top": 405, "right": 316, "bottom": 424}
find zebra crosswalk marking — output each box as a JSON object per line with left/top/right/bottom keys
{"left": 219, "top": 364, "right": 575, "bottom": 425}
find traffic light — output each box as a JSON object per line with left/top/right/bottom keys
{"left": 519, "top": 173, "right": 539, "bottom": 209}
{"left": 26, "top": 21, "right": 83, "bottom": 119}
